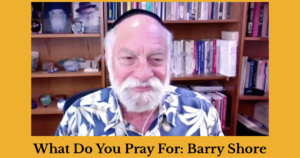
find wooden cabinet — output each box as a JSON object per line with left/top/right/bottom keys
{"left": 31, "top": 3, "right": 105, "bottom": 136}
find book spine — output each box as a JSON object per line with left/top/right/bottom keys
{"left": 248, "top": 59, "right": 255, "bottom": 89}
{"left": 211, "top": 2, "right": 215, "bottom": 19}
{"left": 146, "top": 2, "right": 151, "bottom": 11}
{"left": 222, "top": 2, "right": 227, "bottom": 20}
{"left": 212, "top": 39, "right": 217, "bottom": 74}
{"left": 227, "top": 2, "right": 231, "bottom": 19}
{"left": 194, "top": 41, "right": 197, "bottom": 74}
{"left": 258, "top": 3, "right": 265, "bottom": 36}
{"left": 218, "top": 2, "right": 223, "bottom": 19}
{"left": 246, "top": 2, "right": 255, "bottom": 36}
{"left": 216, "top": 92, "right": 227, "bottom": 129}
{"left": 262, "top": 3, "right": 269, "bottom": 37}
{"left": 200, "top": 41, "right": 205, "bottom": 74}
{"left": 204, "top": 41, "right": 209, "bottom": 74}
{"left": 252, "top": 2, "right": 261, "bottom": 37}
{"left": 197, "top": 41, "right": 201, "bottom": 74}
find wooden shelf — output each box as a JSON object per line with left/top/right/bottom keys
{"left": 244, "top": 37, "right": 269, "bottom": 41}
{"left": 32, "top": 102, "right": 63, "bottom": 115}
{"left": 108, "top": 19, "right": 239, "bottom": 24}
{"left": 31, "top": 70, "right": 102, "bottom": 78}
{"left": 31, "top": 33, "right": 101, "bottom": 38}
{"left": 171, "top": 74, "right": 228, "bottom": 81}
{"left": 239, "top": 92, "right": 269, "bottom": 101}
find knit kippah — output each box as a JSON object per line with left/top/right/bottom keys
{"left": 111, "top": 9, "right": 165, "bottom": 29}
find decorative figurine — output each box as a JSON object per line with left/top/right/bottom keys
{"left": 31, "top": 100, "right": 38, "bottom": 109}
{"left": 71, "top": 19, "right": 84, "bottom": 34}
{"left": 31, "top": 51, "right": 39, "bottom": 72}
{"left": 31, "top": 20, "right": 41, "bottom": 33}
{"left": 48, "top": 65, "right": 59, "bottom": 73}
{"left": 63, "top": 60, "right": 79, "bottom": 72}
{"left": 40, "top": 94, "right": 52, "bottom": 107}
{"left": 57, "top": 99, "right": 66, "bottom": 111}
{"left": 42, "top": 62, "right": 55, "bottom": 71}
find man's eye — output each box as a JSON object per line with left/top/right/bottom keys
{"left": 150, "top": 58, "right": 164, "bottom": 65}
{"left": 119, "top": 56, "right": 135, "bottom": 65}
{"left": 124, "top": 56, "right": 133, "bottom": 60}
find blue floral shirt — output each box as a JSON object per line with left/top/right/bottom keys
{"left": 55, "top": 86, "right": 224, "bottom": 136}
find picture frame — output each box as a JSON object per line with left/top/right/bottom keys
{"left": 72, "top": 2, "right": 101, "bottom": 34}
{"left": 42, "top": 2, "right": 72, "bottom": 34}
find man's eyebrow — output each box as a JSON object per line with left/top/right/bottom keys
{"left": 150, "top": 50, "right": 165, "bottom": 55}
{"left": 118, "top": 48, "right": 136, "bottom": 54}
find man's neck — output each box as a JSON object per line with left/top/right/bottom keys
{"left": 120, "top": 105, "right": 158, "bottom": 135}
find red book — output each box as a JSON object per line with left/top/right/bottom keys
{"left": 216, "top": 92, "right": 227, "bottom": 129}
{"left": 252, "top": 2, "right": 261, "bottom": 37}
{"left": 212, "top": 39, "right": 217, "bottom": 74}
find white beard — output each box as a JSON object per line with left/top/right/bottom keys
{"left": 109, "top": 70, "right": 170, "bottom": 113}
{"left": 50, "top": 16, "right": 67, "bottom": 32}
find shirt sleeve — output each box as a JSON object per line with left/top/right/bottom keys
{"left": 207, "top": 105, "right": 224, "bottom": 136}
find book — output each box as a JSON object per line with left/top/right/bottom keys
{"left": 239, "top": 56, "right": 248, "bottom": 94}
{"left": 252, "top": 2, "right": 261, "bottom": 37}
{"left": 216, "top": 92, "right": 227, "bottom": 129}
{"left": 261, "top": 3, "right": 269, "bottom": 37}
{"left": 258, "top": 2, "right": 265, "bottom": 36}
{"left": 217, "top": 40, "right": 237, "bottom": 77}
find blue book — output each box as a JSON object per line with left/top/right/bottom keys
{"left": 244, "top": 59, "right": 264, "bottom": 95}
{"left": 227, "top": 2, "right": 231, "bottom": 19}
{"left": 200, "top": 41, "right": 205, "bottom": 74}
{"left": 258, "top": 3, "right": 265, "bottom": 36}
{"left": 147, "top": 2, "right": 152, "bottom": 11}
{"left": 188, "top": 2, "right": 192, "bottom": 20}
{"left": 108, "top": 2, "right": 112, "bottom": 20}
{"left": 211, "top": 2, "right": 216, "bottom": 19}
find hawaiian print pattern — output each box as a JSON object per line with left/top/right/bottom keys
{"left": 55, "top": 86, "right": 224, "bottom": 136}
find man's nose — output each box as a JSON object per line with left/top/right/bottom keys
{"left": 132, "top": 59, "right": 154, "bottom": 82}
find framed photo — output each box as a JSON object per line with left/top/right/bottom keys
{"left": 42, "top": 2, "right": 72, "bottom": 34}
{"left": 31, "top": 2, "right": 42, "bottom": 34}
{"left": 72, "top": 2, "right": 101, "bottom": 33}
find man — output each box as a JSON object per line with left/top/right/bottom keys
{"left": 55, "top": 9, "right": 223, "bottom": 136}
{"left": 75, "top": 2, "right": 100, "bottom": 33}
{"left": 43, "top": 3, "right": 71, "bottom": 33}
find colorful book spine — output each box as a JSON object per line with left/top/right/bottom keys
{"left": 252, "top": 2, "right": 261, "bottom": 37}
{"left": 246, "top": 2, "right": 255, "bottom": 36}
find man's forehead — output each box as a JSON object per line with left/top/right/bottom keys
{"left": 116, "top": 15, "right": 163, "bottom": 29}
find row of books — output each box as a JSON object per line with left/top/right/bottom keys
{"left": 239, "top": 57, "right": 269, "bottom": 95}
{"left": 108, "top": 2, "right": 231, "bottom": 21}
{"left": 172, "top": 38, "right": 237, "bottom": 77}
{"left": 201, "top": 91, "right": 228, "bottom": 130}
{"left": 246, "top": 2, "right": 269, "bottom": 37}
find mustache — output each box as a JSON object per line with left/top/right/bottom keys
{"left": 120, "top": 77, "right": 163, "bottom": 91}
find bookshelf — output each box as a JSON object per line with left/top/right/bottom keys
{"left": 235, "top": 2, "right": 269, "bottom": 135}
{"left": 31, "top": 2, "right": 106, "bottom": 136}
